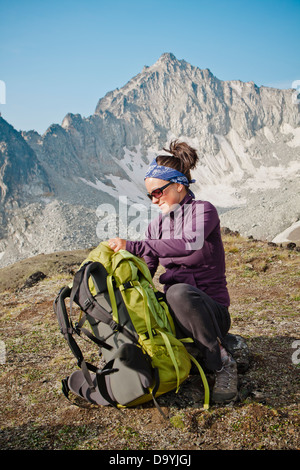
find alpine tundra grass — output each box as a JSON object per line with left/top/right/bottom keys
{"left": 0, "top": 234, "right": 299, "bottom": 450}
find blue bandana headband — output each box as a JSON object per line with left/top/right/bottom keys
{"left": 144, "top": 158, "right": 196, "bottom": 186}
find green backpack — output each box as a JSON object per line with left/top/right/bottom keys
{"left": 54, "top": 242, "right": 209, "bottom": 415}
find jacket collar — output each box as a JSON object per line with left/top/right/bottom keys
{"left": 179, "top": 191, "right": 194, "bottom": 206}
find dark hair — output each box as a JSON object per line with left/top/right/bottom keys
{"left": 156, "top": 140, "right": 199, "bottom": 181}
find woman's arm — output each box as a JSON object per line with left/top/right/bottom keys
{"left": 108, "top": 236, "right": 159, "bottom": 276}
{"left": 109, "top": 201, "right": 219, "bottom": 266}
{"left": 125, "top": 201, "right": 219, "bottom": 258}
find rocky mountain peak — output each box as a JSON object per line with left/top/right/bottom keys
{"left": 154, "top": 52, "right": 185, "bottom": 69}
{"left": 159, "top": 52, "right": 178, "bottom": 63}
{"left": 0, "top": 53, "right": 299, "bottom": 267}
{"left": 61, "top": 113, "right": 84, "bottom": 130}
{"left": 0, "top": 117, "right": 51, "bottom": 205}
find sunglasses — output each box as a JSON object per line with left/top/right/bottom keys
{"left": 147, "top": 181, "right": 174, "bottom": 200}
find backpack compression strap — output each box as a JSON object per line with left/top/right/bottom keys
{"left": 54, "top": 285, "right": 113, "bottom": 395}
{"left": 180, "top": 338, "right": 210, "bottom": 409}
{"left": 70, "top": 262, "right": 119, "bottom": 330}
{"left": 71, "top": 261, "right": 138, "bottom": 344}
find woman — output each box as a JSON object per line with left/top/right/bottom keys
{"left": 109, "top": 140, "right": 238, "bottom": 404}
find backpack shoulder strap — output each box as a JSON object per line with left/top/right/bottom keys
{"left": 71, "top": 261, "right": 118, "bottom": 330}
{"left": 53, "top": 285, "right": 100, "bottom": 392}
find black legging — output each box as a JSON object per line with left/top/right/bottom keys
{"left": 166, "top": 283, "right": 231, "bottom": 371}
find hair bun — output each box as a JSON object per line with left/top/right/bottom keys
{"left": 160, "top": 140, "right": 199, "bottom": 177}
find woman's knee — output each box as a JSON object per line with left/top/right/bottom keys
{"left": 166, "top": 283, "right": 191, "bottom": 307}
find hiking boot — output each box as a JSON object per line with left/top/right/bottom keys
{"left": 212, "top": 355, "right": 238, "bottom": 403}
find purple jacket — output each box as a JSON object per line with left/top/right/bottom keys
{"left": 126, "top": 193, "right": 230, "bottom": 307}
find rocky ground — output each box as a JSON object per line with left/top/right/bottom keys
{"left": 0, "top": 232, "right": 299, "bottom": 451}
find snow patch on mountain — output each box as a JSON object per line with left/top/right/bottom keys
{"left": 272, "top": 220, "right": 300, "bottom": 244}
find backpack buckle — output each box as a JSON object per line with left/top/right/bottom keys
{"left": 121, "top": 281, "right": 134, "bottom": 290}
{"left": 140, "top": 329, "right": 158, "bottom": 341}
{"left": 74, "top": 322, "right": 81, "bottom": 335}
{"left": 83, "top": 298, "right": 93, "bottom": 309}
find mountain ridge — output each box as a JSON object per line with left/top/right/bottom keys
{"left": 0, "top": 52, "right": 299, "bottom": 267}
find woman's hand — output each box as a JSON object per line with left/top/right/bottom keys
{"left": 108, "top": 237, "right": 127, "bottom": 252}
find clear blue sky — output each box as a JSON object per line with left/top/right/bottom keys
{"left": 1, "top": 0, "right": 299, "bottom": 134}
